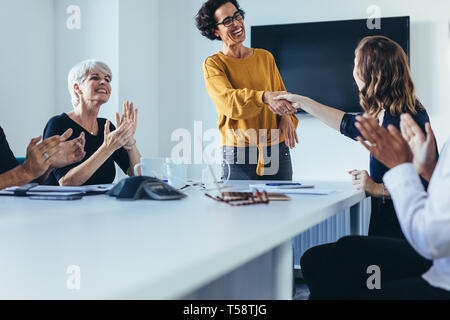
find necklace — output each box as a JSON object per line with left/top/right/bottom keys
{"left": 70, "top": 113, "right": 97, "bottom": 136}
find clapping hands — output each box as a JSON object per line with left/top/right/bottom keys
{"left": 50, "top": 129, "right": 86, "bottom": 168}
{"left": 400, "top": 114, "right": 437, "bottom": 181}
{"left": 116, "top": 101, "right": 138, "bottom": 150}
{"left": 355, "top": 113, "right": 437, "bottom": 182}
{"left": 355, "top": 114, "right": 414, "bottom": 169}
{"left": 22, "top": 128, "right": 86, "bottom": 180}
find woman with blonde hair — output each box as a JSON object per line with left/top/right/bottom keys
{"left": 279, "top": 35, "right": 437, "bottom": 239}
{"left": 279, "top": 35, "right": 439, "bottom": 299}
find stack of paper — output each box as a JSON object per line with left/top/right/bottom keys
{"left": 0, "top": 185, "right": 113, "bottom": 196}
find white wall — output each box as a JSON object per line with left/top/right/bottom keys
{"left": 2, "top": 0, "right": 449, "bottom": 182}
{"left": 1, "top": 0, "right": 159, "bottom": 159}
{"left": 158, "top": 0, "right": 222, "bottom": 160}
{"left": 54, "top": 0, "right": 160, "bottom": 159}
{"left": 158, "top": 0, "right": 450, "bottom": 181}
{"left": 0, "top": 0, "right": 55, "bottom": 156}
{"left": 119, "top": 0, "right": 160, "bottom": 158}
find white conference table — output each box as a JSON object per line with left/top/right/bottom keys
{"left": 0, "top": 181, "right": 365, "bottom": 300}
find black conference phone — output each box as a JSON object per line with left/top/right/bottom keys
{"left": 107, "top": 176, "right": 187, "bottom": 201}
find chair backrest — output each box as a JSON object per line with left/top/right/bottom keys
{"left": 16, "top": 157, "right": 26, "bottom": 165}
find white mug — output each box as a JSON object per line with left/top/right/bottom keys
{"left": 165, "top": 158, "right": 188, "bottom": 189}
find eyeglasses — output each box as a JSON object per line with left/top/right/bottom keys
{"left": 205, "top": 190, "right": 270, "bottom": 207}
{"left": 215, "top": 10, "right": 244, "bottom": 28}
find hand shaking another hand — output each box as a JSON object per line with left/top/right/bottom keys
{"left": 274, "top": 94, "right": 305, "bottom": 111}
{"left": 263, "top": 91, "right": 297, "bottom": 116}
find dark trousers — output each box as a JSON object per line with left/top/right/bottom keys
{"left": 222, "top": 142, "right": 293, "bottom": 181}
{"left": 300, "top": 236, "right": 450, "bottom": 300}
{"left": 369, "top": 197, "right": 406, "bottom": 239}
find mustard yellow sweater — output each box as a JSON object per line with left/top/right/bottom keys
{"left": 203, "top": 48, "right": 299, "bottom": 175}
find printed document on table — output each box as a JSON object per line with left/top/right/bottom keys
{"left": 0, "top": 185, "right": 114, "bottom": 196}
{"left": 249, "top": 185, "right": 336, "bottom": 195}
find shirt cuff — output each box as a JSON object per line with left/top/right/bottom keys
{"left": 383, "top": 163, "right": 423, "bottom": 191}
{"left": 339, "top": 113, "right": 353, "bottom": 135}
{"left": 258, "top": 91, "right": 266, "bottom": 107}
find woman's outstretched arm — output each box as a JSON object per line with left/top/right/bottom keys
{"left": 276, "top": 94, "right": 345, "bottom": 132}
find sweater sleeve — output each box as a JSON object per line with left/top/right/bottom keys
{"left": 203, "top": 57, "right": 266, "bottom": 120}
{"left": 384, "top": 152, "right": 450, "bottom": 260}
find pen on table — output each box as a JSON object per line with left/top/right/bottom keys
{"left": 266, "top": 183, "right": 302, "bottom": 187}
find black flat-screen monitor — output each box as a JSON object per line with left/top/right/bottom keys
{"left": 251, "top": 17, "right": 410, "bottom": 113}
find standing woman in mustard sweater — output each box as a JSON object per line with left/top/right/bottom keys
{"left": 196, "top": 0, "right": 299, "bottom": 180}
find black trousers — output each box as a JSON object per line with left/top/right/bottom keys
{"left": 369, "top": 198, "right": 406, "bottom": 239}
{"left": 300, "top": 236, "right": 450, "bottom": 300}
{"left": 222, "top": 142, "right": 293, "bottom": 181}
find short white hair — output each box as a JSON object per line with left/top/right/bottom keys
{"left": 68, "top": 59, "right": 113, "bottom": 108}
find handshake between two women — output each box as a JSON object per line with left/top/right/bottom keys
{"left": 263, "top": 92, "right": 305, "bottom": 149}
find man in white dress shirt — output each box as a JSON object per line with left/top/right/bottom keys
{"left": 355, "top": 113, "right": 450, "bottom": 299}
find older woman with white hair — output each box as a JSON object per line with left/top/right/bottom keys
{"left": 43, "top": 60, "right": 141, "bottom": 186}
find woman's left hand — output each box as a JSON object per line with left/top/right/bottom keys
{"left": 279, "top": 115, "right": 299, "bottom": 149}
{"left": 116, "top": 101, "right": 138, "bottom": 150}
{"left": 349, "top": 170, "right": 379, "bottom": 195}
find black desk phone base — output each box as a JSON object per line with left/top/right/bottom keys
{"left": 107, "top": 176, "right": 187, "bottom": 201}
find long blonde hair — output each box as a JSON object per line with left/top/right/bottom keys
{"left": 355, "top": 36, "right": 423, "bottom": 117}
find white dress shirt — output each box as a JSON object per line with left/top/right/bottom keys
{"left": 383, "top": 140, "right": 450, "bottom": 291}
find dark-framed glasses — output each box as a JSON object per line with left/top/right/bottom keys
{"left": 215, "top": 10, "right": 244, "bottom": 28}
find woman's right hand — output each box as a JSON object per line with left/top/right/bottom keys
{"left": 400, "top": 114, "right": 437, "bottom": 182}
{"left": 103, "top": 120, "right": 135, "bottom": 154}
{"left": 22, "top": 135, "right": 64, "bottom": 179}
{"left": 263, "top": 91, "right": 297, "bottom": 116}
